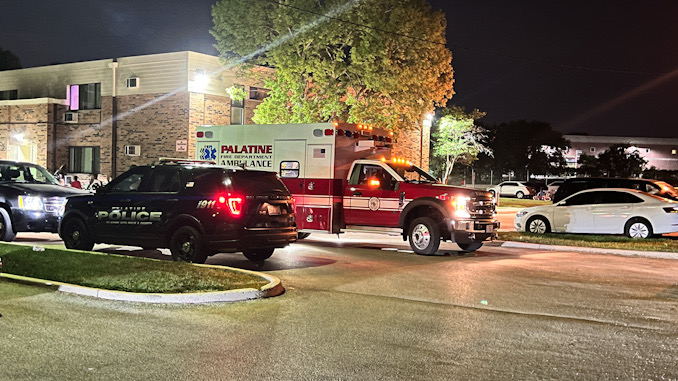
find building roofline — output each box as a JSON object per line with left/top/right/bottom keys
{"left": 564, "top": 135, "right": 678, "bottom": 145}
{"left": 0, "top": 98, "right": 68, "bottom": 106}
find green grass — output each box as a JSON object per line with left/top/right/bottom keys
{"left": 499, "top": 231, "right": 678, "bottom": 252}
{"left": 498, "top": 198, "right": 552, "bottom": 208}
{"left": 0, "top": 244, "right": 268, "bottom": 293}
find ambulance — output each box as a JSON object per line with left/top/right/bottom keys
{"left": 196, "top": 123, "right": 499, "bottom": 254}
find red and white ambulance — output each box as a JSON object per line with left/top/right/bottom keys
{"left": 196, "top": 123, "right": 499, "bottom": 254}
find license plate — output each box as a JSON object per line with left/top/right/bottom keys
{"left": 485, "top": 225, "right": 494, "bottom": 233}
{"left": 267, "top": 205, "right": 281, "bottom": 215}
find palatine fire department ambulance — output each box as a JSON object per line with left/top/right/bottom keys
{"left": 196, "top": 123, "right": 499, "bottom": 254}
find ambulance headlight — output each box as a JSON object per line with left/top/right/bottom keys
{"left": 18, "top": 196, "right": 44, "bottom": 211}
{"left": 451, "top": 196, "right": 471, "bottom": 219}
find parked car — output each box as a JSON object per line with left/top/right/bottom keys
{"left": 0, "top": 160, "right": 88, "bottom": 241}
{"left": 546, "top": 180, "right": 564, "bottom": 196}
{"left": 514, "top": 188, "right": 678, "bottom": 238}
{"left": 59, "top": 159, "right": 298, "bottom": 263}
{"left": 488, "top": 181, "right": 536, "bottom": 199}
{"left": 552, "top": 177, "right": 678, "bottom": 203}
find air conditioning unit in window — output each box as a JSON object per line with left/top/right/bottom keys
{"left": 64, "top": 112, "right": 78, "bottom": 123}
{"left": 125, "top": 145, "right": 141, "bottom": 156}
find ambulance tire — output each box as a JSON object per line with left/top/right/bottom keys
{"left": 457, "top": 242, "right": 483, "bottom": 252}
{"left": 243, "top": 248, "right": 275, "bottom": 262}
{"left": 408, "top": 217, "right": 441, "bottom": 255}
{"left": 170, "top": 226, "right": 208, "bottom": 264}
{"left": 297, "top": 233, "right": 311, "bottom": 240}
{"left": 61, "top": 217, "right": 94, "bottom": 251}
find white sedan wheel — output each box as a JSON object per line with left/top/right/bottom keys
{"left": 528, "top": 217, "right": 548, "bottom": 234}
{"left": 627, "top": 222, "right": 650, "bottom": 238}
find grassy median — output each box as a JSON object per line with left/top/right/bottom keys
{"left": 499, "top": 231, "right": 678, "bottom": 252}
{"left": 0, "top": 244, "right": 268, "bottom": 293}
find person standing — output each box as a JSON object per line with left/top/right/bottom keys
{"left": 69, "top": 175, "right": 82, "bottom": 189}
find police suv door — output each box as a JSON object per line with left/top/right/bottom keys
{"left": 93, "top": 166, "right": 151, "bottom": 241}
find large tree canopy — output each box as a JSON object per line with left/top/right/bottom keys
{"left": 211, "top": 0, "right": 454, "bottom": 132}
{"left": 0, "top": 47, "right": 21, "bottom": 71}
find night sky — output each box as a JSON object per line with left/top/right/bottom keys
{"left": 2, "top": 0, "right": 677, "bottom": 138}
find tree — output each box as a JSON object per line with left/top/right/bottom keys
{"left": 483, "top": 120, "right": 569, "bottom": 179}
{"left": 211, "top": 0, "right": 454, "bottom": 133}
{"left": 431, "top": 107, "right": 491, "bottom": 184}
{"left": 0, "top": 47, "right": 21, "bottom": 71}
{"left": 596, "top": 144, "right": 647, "bottom": 177}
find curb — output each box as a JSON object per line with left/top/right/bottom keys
{"left": 501, "top": 240, "right": 678, "bottom": 260}
{"left": 0, "top": 264, "right": 285, "bottom": 304}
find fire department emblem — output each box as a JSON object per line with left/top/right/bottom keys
{"left": 368, "top": 197, "right": 380, "bottom": 211}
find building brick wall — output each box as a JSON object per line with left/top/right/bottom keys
{"left": 392, "top": 124, "right": 430, "bottom": 171}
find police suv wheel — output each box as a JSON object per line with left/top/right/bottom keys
{"left": 170, "top": 226, "right": 208, "bottom": 263}
{"left": 243, "top": 248, "right": 275, "bottom": 262}
{"left": 408, "top": 217, "right": 441, "bottom": 255}
{"left": 0, "top": 208, "right": 16, "bottom": 242}
{"left": 62, "top": 218, "right": 94, "bottom": 251}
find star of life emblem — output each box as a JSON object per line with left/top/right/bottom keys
{"left": 200, "top": 145, "right": 217, "bottom": 160}
{"left": 368, "top": 197, "right": 380, "bottom": 211}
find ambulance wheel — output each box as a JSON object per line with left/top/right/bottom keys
{"left": 457, "top": 242, "right": 483, "bottom": 252}
{"left": 62, "top": 218, "right": 94, "bottom": 251}
{"left": 243, "top": 248, "right": 275, "bottom": 262}
{"left": 408, "top": 217, "right": 440, "bottom": 255}
{"left": 297, "top": 232, "right": 311, "bottom": 240}
{"left": 170, "top": 226, "right": 207, "bottom": 263}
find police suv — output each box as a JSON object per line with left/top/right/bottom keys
{"left": 59, "top": 159, "right": 297, "bottom": 263}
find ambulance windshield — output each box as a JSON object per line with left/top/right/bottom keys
{"left": 387, "top": 164, "right": 438, "bottom": 184}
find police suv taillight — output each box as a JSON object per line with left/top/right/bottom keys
{"left": 218, "top": 193, "right": 243, "bottom": 216}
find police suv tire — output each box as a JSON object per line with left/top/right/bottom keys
{"left": 457, "top": 242, "right": 483, "bottom": 252}
{"left": 62, "top": 218, "right": 94, "bottom": 251}
{"left": 0, "top": 208, "right": 16, "bottom": 242}
{"left": 408, "top": 217, "right": 441, "bottom": 255}
{"left": 243, "top": 248, "right": 275, "bottom": 262}
{"left": 170, "top": 226, "right": 208, "bottom": 263}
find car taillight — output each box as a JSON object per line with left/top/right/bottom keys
{"left": 218, "top": 193, "right": 243, "bottom": 216}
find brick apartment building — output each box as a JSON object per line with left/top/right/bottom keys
{"left": 563, "top": 134, "right": 678, "bottom": 171}
{"left": 0, "top": 51, "right": 271, "bottom": 183}
{"left": 0, "top": 51, "right": 430, "bottom": 184}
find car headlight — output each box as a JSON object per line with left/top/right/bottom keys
{"left": 451, "top": 196, "right": 471, "bottom": 218}
{"left": 516, "top": 210, "right": 529, "bottom": 218}
{"left": 18, "top": 196, "right": 44, "bottom": 211}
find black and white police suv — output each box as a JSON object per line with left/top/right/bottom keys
{"left": 59, "top": 159, "right": 297, "bottom": 263}
{"left": 0, "top": 160, "right": 88, "bottom": 241}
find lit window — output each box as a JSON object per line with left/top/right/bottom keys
{"left": 230, "top": 85, "right": 245, "bottom": 125}
{"left": 672, "top": 149, "right": 676, "bottom": 155}
{"left": 67, "top": 83, "right": 101, "bottom": 110}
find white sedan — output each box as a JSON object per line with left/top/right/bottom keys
{"left": 514, "top": 188, "right": 678, "bottom": 238}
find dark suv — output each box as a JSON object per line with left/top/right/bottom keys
{"left": 59, "top": 160, "right": 297, "bottom": 263}
{"left": 0, "top": 160, "right": 87, "bottom": 241}
{"left": 552, "top": 177, "right": 678, "bottom": 203}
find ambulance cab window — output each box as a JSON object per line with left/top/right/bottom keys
{"left": 350, "top": 164, "right": 395, "bottom": 190}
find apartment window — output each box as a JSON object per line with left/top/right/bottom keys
{"left": 69, "top": 146, "right": 100, "bottom": 173}
{"left": 589, "top": 147, "right": 595, "bottom": 152}
{"left": 231, "top": 85, "right": 245, "bottom": 125}
{"left": 126, "top": 77, "right": 139, "bottom": 88}
{"left": 672, "top": 149, "right": 676, "bottom": 155}
{"left": 67, "top": 83, "right": 101, "bottom": 110}
{"left": 0, "top": 89, "right": 18, "bottom": 100}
